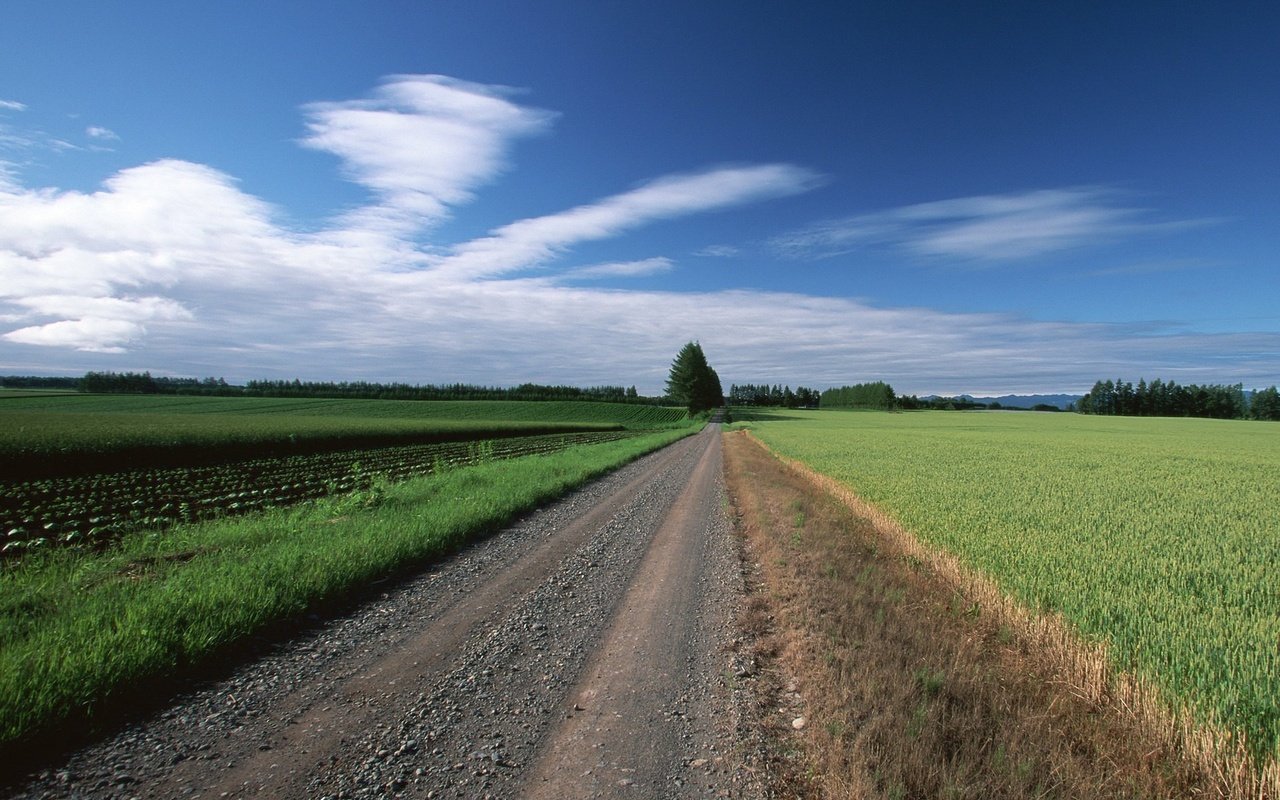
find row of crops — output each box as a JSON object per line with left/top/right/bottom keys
{"left": 744, "top": 409, "right": 1280, "bottom": 769}
{"left": 1, "top": 429, "right": 639, "bottom": 556}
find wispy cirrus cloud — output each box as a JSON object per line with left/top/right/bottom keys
{"left": 772, "top": 187, "right": 1198, "bottom": 263}
{"left": 1, "top": 76, "right": 1273, "bottom": 394}
{"left": 86, "top": 125, "right": 119, "bottom": 141}
{"left": 300, "top": 74, "right": 556, "bottom": 237}
{"left": 1, "top": 101, "right": 79, "bottom": 175}
{"left": 563, "top": 257, "right": 674, "bottom": 280}
{"left": 1082, "top": 258, "right": 1215, "bottom": 278}
{"left": 428, "top": 164, "right": 821, "bottom": 281}
{"left": 0, "top": 77, "right": 820, "bottom": 367}
{"left": 693, "top": 244, "right": 739, "bottom": 258}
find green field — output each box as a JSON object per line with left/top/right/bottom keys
{"left": 0, "top": 395, "right": 688, "bottom": 480}
{"left": 0, "top": 393, "right": 689, "bottom": 424}
{"left": 0, "top": 396, "right": 691, "bottom": 553}
{"left": 741, "top": 409, "right": 1280, "bottom": 763}
{"left": 0, "top": 394, "right": 696, "bottom": 755}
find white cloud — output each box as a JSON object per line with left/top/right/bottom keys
{"left": 693, "top": 244, "right": 739, "bottom": 258}
{"left": 86, "top": 125, "right": 120, "bottom": 141}
{"left": 772, "top": 188, "right": 1193, "bottom": 263}
{"left": 564, "top": 257, "right": 674, "bottom": 280}
{"left": 1, "top": 110, "right": 81, "bottom": 172}
{"left": 429, "top": 164, "right": 820, "bottom": 281}
{"left": 3, "top": 318, "right": 145, "bottom": 353}
{"left": 0, "top": 161, "right": 18, "bottom": 192}
{"left": 300, "top": 74, "right": 556, "bottom": 237}
{"left": 0, "top": 77, "right": 1273, "bottom": 395}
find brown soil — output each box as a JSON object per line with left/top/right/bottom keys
{"left": 722, "top": 429, "right": 1215, "bottom": 799}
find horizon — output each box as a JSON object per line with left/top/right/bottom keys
{"left": 10, "top": 370, "right": 1199, "bottom": 404}
{"left": 3, "top": 3, "right": 1277, "bottom": 397}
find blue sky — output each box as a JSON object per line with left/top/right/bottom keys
{"left": 2, "top": 1, "right": 1277, "bottom": 395}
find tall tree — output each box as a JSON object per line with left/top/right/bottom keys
{"left": 665, "top": 341, "right": 723, "bottom": 413}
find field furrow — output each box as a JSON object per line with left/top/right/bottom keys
{"left": 1, "top": 430, "right": 639, "bottom": 555}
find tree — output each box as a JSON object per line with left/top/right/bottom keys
{"left": 1250, "top": 386, "right": 1280, "bottom": 421}
{"left": 665, "top": 341, "right": 723, "bottom": 414}
{"left": 819, "top": 381, "right": 897, "bottom": 410}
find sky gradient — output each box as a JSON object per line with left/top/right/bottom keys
{"left": 2, "top": 1, "right": 1277, "bottom": 396}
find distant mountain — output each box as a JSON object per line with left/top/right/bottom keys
{"left": 961, "top": 393, "right": 1082, "bottom": 410}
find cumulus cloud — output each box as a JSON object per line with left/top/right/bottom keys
{"left": 0, "top": 76, "right": 1272, "bottom": 394}
{"left": 4, "top": 318, "right": 146, "bottom": 353}
{"left": 772, "top": 187, "right": 1198, "bottom": 263}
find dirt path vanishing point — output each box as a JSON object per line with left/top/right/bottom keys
{"left": 8, "top": 424, "right": 764, "bottom": 800}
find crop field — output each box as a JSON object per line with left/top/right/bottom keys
{"left": 0, "top": 395, "right": 697, "bottom": 754}
{"left": 0, "top": 395, "right": 689, "bottom": 554}
{"left": 0, "top": 424, "right": 695, "bottom": 756}
{"left": 0, "top": 393, "right": 689, "bottom": 424}
{"left": 742, "top": 409, "right": 1280, "bottom": 767}
{"left": 1, "top": 430, "right": 637, "bottom": 555}
{"left": 0, "top": 395, "right": 686, "bottom": 480}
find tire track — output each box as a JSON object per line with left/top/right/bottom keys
{"left": 9, "top": 424, "right": 757, "bottom": 800}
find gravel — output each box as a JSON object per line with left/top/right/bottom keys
{"left": 7, "top": 426, "right": 766, "bottom": 800}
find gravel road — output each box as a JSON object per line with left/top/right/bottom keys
{"left": 9, "top": 424, "right": 765, "bottom": 799}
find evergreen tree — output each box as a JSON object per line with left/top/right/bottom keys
{"left": 1250, "top": 386, "right": 1280, "bottom": 421}
{"left": 665, "top": 341, "right": 723, "bottom": 413}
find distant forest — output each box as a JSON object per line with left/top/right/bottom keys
{"left": 821, "top": 381, "right": 898, "bottom": 410}
{"left": 1077, "top": 378, "right": 1279, "bottom": 421}
{"left": 4, "top": 372, "right": 1277, "bottom": 420}
{"left": 727, "top": 383, "right": 820, "bottom": 408}
{"left": 0, "top": 372, "right": 663, "bottom": 405}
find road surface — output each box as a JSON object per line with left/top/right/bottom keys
{"left": 9, "top": 424, "right": 763, "bottom": 799}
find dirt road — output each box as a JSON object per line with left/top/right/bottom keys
{"left": 9, "top": 424, "right": 762, "bottom": 799}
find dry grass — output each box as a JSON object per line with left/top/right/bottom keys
{"left": 723, "top": 429, "right": 1218, "bottom": 799}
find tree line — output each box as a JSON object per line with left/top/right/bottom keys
{"left": 241, "top": 379, "right": 655, "bottom": 404}
{"left": 6, "top": 372, "right": 662, "bottom": 404}
{"left": 0, "top": 375, "right": 82, "bottom": 391}
{"left": 1077, "top": 378, "right": 1279, "bottom": 421}
{"left": 820, "top": 381, "right": 898, "bottom": 410}
{"left": 80, "top": 372, "right": 237, "bottom": 395}
{"left": 727, "top": 383, "right": 819, "bottom": 408}
{"left": 11, "top": 369, "right": 1276, "bottom": 421}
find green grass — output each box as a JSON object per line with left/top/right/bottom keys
{"left": 743, "top": 409, "right": 1280, "bottom": 762}
{"left": 0, "top": 396, "right": 688, "bottom": 480}
{"left": 0, "top": 393, "right": 688, "bottom": 425}
{"left": 0, "top": 426, "right": 693, "bottom": 752}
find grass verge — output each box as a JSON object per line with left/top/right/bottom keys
{"left": 738, "top": 409, "right": 1279, "bottom": 796}
{"left": 0, "top": 426, "right": 693, "bottom": 770}
{"left": 723, "top": 429, "right": 1216, "bottom": 799}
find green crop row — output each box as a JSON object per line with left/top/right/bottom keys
{"left": 0, "top": 393, "right": 689, "bottom": 425}
{"left": 0, "top": 397, "right": 689, "bottom": 481}
{"left": 1, "top": 430, "right": 638, "bottom": 557}
{"left": 744, "top": 410, "right": 1280, "bottom": 764}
